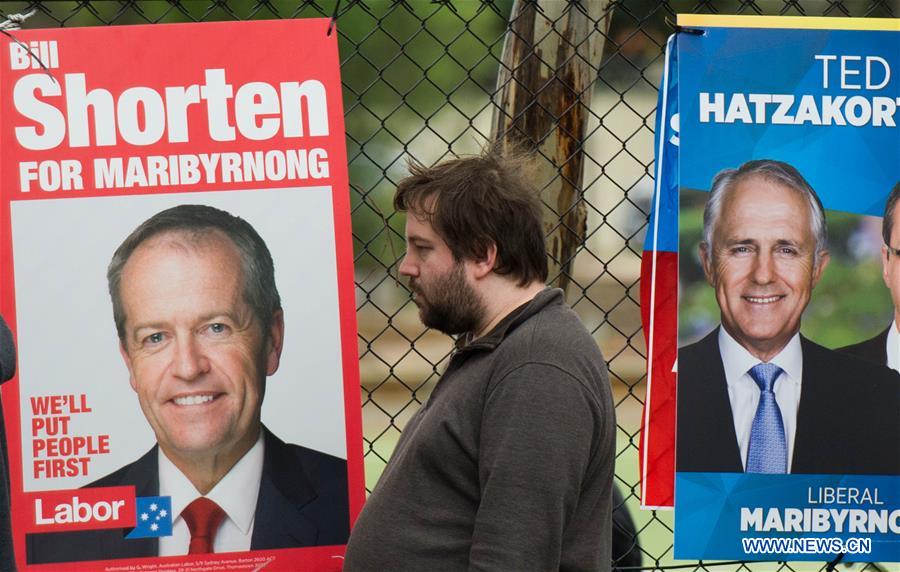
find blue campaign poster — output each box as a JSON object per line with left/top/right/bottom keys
{"left": 674, "top": 15, "right": 900, "bottom": 563}
{"left": 678, "top": 18, "right": 899, "bottom": 216}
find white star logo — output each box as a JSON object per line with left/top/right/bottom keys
{"left": 159, "top": 509, "right": 168, "bottom": 518}
{"left": 140, "top": 513, "right": 149, "bottom": 521}
{"left": 149, "top": 503, "right": 158, "bottom": 512}
{"left": 150, "top": 523, "right": 158, "bottom": 532}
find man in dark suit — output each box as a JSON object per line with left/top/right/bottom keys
{"left": 839, "top": 182, "right": 900, "bottom": 370}
{"left": 27, "top": 428, "right": 348, "bottom": 563}
{"left": 26, "top": 205, "right": 349, "bottom": 564}
{"left": 680, "top": 330, "right": 899, "bottom": 475}
{"left": 678, "top": 160, "right": 900, "bottom": 476}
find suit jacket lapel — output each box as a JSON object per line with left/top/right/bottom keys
{"left": 250, "top": 428, "right": 319, "bottom": 549}
{"left": 700, "top": 331, "right": 744, "bottom": 472}
{"left": 792, "top": 336, "right": 836, "bottom": 473}
{"left": 678, "top": 329, "right": 744, "bottom": 472}
{"left": 874, "top": 327, "right": 889, "bottom": 365}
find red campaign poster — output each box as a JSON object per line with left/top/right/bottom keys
{"left": 0, "top": 19, "right": 364, "bottom": 571}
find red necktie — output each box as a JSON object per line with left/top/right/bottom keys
{"left": 181, "top": 497, "right": 226, "bottom": 554}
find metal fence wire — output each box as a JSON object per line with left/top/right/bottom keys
{"left": 1, "top": 1, "right": 897, "bottom": 571}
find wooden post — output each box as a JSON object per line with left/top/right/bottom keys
{"left": 491, "top": 0, "right": 612, "bottom": 295}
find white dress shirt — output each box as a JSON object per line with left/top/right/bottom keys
{"left": 888, "top": 320, "right": 899, "bottom": 373}
{"left": 158, "top": 433, "right": 264, "bottom": 556}
{"left": 718, "top": 328, "right": 803, "bottom": 472}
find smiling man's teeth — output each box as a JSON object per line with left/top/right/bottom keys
{"left": 173, "top": 395, "right": 215, "bottom": 406}
{"left": 746, "top": 296, "right": 780, "bottom": 304}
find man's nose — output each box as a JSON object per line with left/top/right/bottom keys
{"left": 751, "top": 251, "right": 775, "bottom": 284}
{"left": 172, "top": 336, "right": 210, "bottom": 381}
{"left": 398, "top": 252, "right": 417, "bottom": 278}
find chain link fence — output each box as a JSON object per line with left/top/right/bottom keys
{"left": 1, "top": 1, "right": 896, "bottom": 570}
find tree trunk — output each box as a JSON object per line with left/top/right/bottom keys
{"left": 491, "top": 0, "right": 612, "bottom": 296}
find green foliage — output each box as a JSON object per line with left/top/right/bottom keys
{"left": 336, "top": 2, "right": 512, "bottom": 269}
{"left": 803, "top": 258, "right": 891, "bottom": 347}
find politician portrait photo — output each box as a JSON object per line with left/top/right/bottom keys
{"left": 11, "top": 193, "right": 354, "bottom": 564}
{"left": 676, "top": 160, "right": 900, "bottom": 477}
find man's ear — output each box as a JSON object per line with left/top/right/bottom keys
{"left": 811, "top": 250, "right": 830, "bottom": 288}
{"left": 119, "top": 341, "right": 137, "bottom": 391}
{"left": 882, "top": 244, "right": 891, "bottom": 287}
{"left": 699, "top": 242, "right": 715, "bottom": 286}
{"left": 265, "top": 309, "right": 285, "bottom": 376}
{"left": 471, "top": 242, "right": 498, "bottom": 280}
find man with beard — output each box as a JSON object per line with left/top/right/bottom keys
{"left": 344, "top": 151, "right": 616, "bottom": 571}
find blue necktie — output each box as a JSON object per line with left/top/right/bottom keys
{"left": 746, "top": 363, "right": 787, "bottom": 474}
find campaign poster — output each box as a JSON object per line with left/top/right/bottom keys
{"left": 0, "top": 20, "right": 365, "bottom": 570}
{"left": 673, "top": 15, "right": 900, "bottom": 562}
{"left": 639, "top": 32, "right": 678, "bottom": 510}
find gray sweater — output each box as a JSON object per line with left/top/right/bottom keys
{"left": 345, "top": 288, "right": 615, "bottom": 571}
